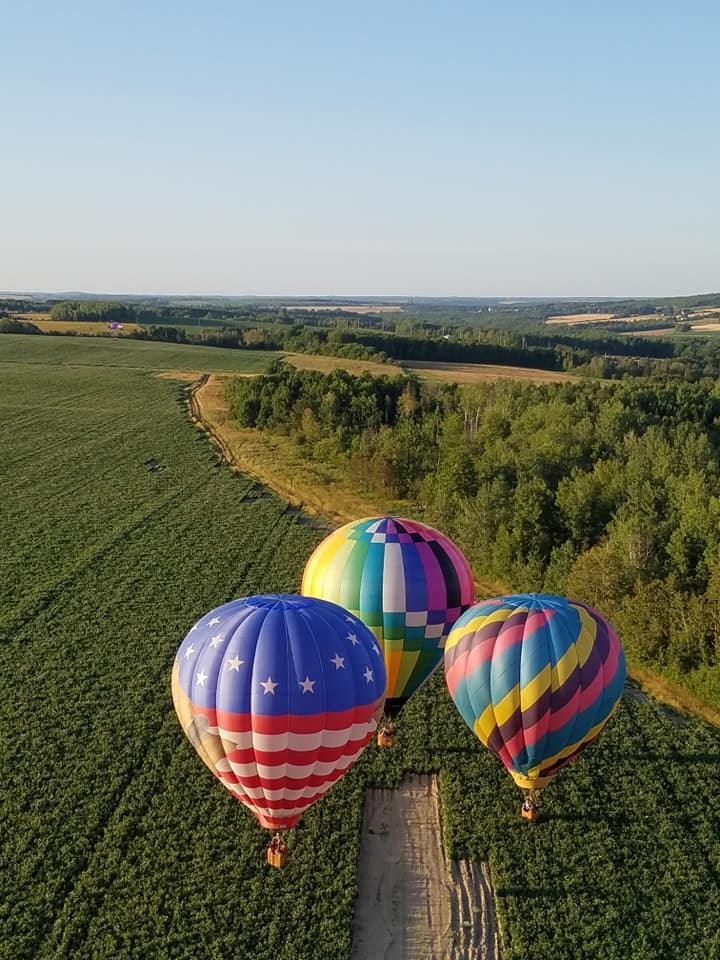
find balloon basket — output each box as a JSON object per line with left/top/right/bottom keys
{"left": 267, "top": 836, "right": 288, "bottom": 868}
{"left": 521, "top": 805, "right": 539, "bottom": 822}
{"left": 377, "top": 730, "right": 395, "bottom": 748}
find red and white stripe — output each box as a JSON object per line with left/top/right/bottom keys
{"left": 189, "top": 701, "right": 379, "bottom": 829}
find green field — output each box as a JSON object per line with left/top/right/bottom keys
{"left": 2, "top": 336, "right": 720, "bottom": 960}
{"left": 0, "top": 333, "right": 280, "bottom": 373}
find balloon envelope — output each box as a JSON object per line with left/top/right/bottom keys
{"left": 172, "top": 594, "right": 386, "bottom": 829}
{"left": 302, "top": 516, "right": 474, "bottom": 716}
{"left": 444, "top": 594, "right": 626, "bottom": 789}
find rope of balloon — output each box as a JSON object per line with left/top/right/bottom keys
{"left": 171, "top": 516, "right": 626, "bottom": 867}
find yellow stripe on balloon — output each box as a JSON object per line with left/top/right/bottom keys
{"left": 473, "top": 703, "right": 498, "bottom": 744}
{"left": 302, "top": 533, "right": 352, "bottom": 596}
{"left": 574, "top": 606, "right": 599, "bottom": 667}
{"left": 492, "top": 682, "right": 521, "bottom": 727}
{"left": 520, "top": 663, "right": 551, "bottom": 713}
{"left": 551, "top": 640, "right": 580, "bottom": 690}
{"left": 444, "top": 605, "right": 522, "bottom": 653}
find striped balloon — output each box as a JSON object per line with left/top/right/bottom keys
{"left": 171, "top": 594, "right": 386, "bottom": 830}
{"left": 302, "top": 516, "right": 474, "bottom": 715}
{"left": 444, "top": 594, "right": 626, "bottom": 789}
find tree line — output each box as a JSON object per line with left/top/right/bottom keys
{"left": 227, "top": 363, "right": 720, "bottom": 707}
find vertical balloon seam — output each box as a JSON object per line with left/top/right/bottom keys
{"left": 517, "top": 604, "right": 537, "bottom": 775}
{"left": 247, "top": 606, "right": 269, "bottom": 823}
{"left": 487, "top": 611, "right": 513, "bottom": 771}
{"left": 583, "top": 606, "right": 613, "bottom": 745}
{"left": 212, "top": 609, "right": 235, "bottom": 806}
{"left": 280, "top": 601, "right": 292, "bottom": 818}
{"left": 299, "top": 604, "right": 327, "bottom": 785}
{"left": 587, "top": 606, "right": 625, "bottom": 739}
{"left": 540, "top": 601, "right": 582, "bottom": 780}
{"left": 544, "top": 606, "right": 597, "bottom": 776}
{"left": 523, "top": 603, "right": 553, "bottom": 778}
{"left": 575, "top": 605, "right": 615, "bottom": 750}
{"left": 215, "top": 604, "right": 256, "bottom": 801}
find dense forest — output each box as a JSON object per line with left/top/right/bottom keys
{"left": 227, "top": 362, "right": 720, "bottom": 708}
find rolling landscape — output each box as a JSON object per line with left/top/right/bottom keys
{"left": 4, "top": 4, "right": 720, "bottom": 957}
{"left": 3, "top": 312, "right": 720, "bottom": 958}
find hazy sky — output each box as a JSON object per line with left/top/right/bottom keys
{"left": 2, "top": 1, "right": 719, "bottom": 297}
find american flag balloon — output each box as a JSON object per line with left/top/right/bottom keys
{"left": 172, "top": 594, "right": 387, "bottom": 830}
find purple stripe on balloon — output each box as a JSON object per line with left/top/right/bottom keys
{"left": 498, "top": 705, "right": 524, "bottom": 749}
{"left": 550, "top": 665, "right": 581, "bottom": 710}
{"left": 444, "top": 618, "right": 504, "bottom": 669}
{"left": 485, "top": 723, "right": 514, "bottom": 769}
{"left": 521, "top": 685, "right": 552, "bottom": 732}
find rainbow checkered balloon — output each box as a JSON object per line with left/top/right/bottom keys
{"left": 302, "top": 516, "right": 474, "bottom": 716}
{"left": 444, "top": 594, "right": 626, "bottom": 789}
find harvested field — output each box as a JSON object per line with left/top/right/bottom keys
{"left": 11, "top": 311, "right": 52, "bottom": 321}
{"left": 351, "top": 774, "right": 498, "bottom": 960}
{"left": 546, "top": 312, "right": 615, "bottom": 324}
{"left": 691, "top": 322, "right": 720, "bottom": 332}
{"left": 618, "top": 327, "right": 675, "bottom": 337}
{"left": 404, "top": 360, "right": 581, "bottom": 384}
{"left": 287, "top": 304, "right": 404, "bottom": 313}
{"left": 285, "top": 352, "right": 401, "bottom": 378}
{"left": 26, "top": 318, "right": 141, "bottom": 335}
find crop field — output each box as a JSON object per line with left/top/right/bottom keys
{"left": 0, "top": 333, "right": 280, "bottom": 374}
{"left": 2, "top": 335, "right": 720, "bottom": 960}
{"left": 545, "top": 313, "right": 616, "bottom": 324}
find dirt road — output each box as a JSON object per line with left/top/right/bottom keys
{"left": 351, "top": 774, "right": 498, "bottom": 960}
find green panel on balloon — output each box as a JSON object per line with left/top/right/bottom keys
{"left": 339, "top": 540, "right": 370, "bottom": 612}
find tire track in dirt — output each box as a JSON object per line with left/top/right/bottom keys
{"left": 351, "top": 774, "right": 498, "bottom": 960}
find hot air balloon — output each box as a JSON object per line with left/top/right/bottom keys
{"left": 444, "top": 593, "right": 626, "bottom": 819}
{"left": 171, "top": 594, "right": 386, "bottom": 865}
{"left": 301, "top": 516, "right": 474, "bottom": 734}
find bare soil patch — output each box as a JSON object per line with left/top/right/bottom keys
{"left": 351, "top": 774, "right": 498, "bottom": 960}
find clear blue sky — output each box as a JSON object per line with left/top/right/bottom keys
{"left": 2, "top": 1, "right": 718, "bottom": 297}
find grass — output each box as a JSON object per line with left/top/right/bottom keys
{"left": 284, "top": 352, "right": 400, "bottom": 378}
{"left": 0, "top": 333, "right": 281, "bottom": 373}
{"left": 3, "top": 333, "right": 720, "bottom": 960}
{"left": 196, "top": 375, "right": 408, "bottom": 526}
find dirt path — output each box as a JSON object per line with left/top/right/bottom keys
{"left": 351, "top": 774, "right": 498, "bottom": 960}
{"left": 189, "top": 374, "right": 505, "bottom": 595}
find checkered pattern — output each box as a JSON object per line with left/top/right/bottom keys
{"left": 302, "top": 517, "right": 475, "bottom": 710}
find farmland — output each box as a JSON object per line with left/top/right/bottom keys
{"left": 23, "top": 319, "right": 142, "bottom": 336}
{"left": 2, "top": 335, "right": 720, "bottom": 960}
{"left": 0, "top": 333, "right": 280, "bottom": 373}
{"left": 403, "top": 359, "right": 582, "bottom": 384}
